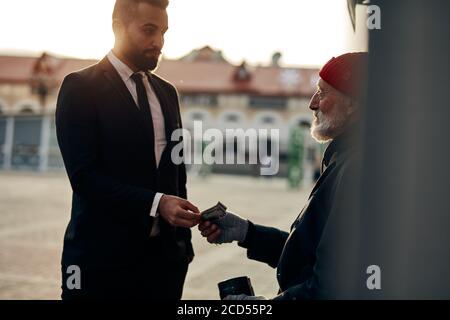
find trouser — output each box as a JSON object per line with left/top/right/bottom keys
{"left": 61, "top": 239, "right": 189, "bottom": 300}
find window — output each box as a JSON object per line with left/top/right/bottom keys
{"left": 191, "top": 113, "right": 204, "bottom": 121}
{"left": 249, "top": 96, "right": 287, "bottom": 109}
{"left": 182, "top": 94, "right": 218, "bottom": 107}
{"left": 20, "top": 107, "right": 35, "bottom": 114}
{"left": 298, "top": 120, "right": 311, "bottom": 128}
{"left": 0, "top": 118, "right": 5, "bottom": 165}
{"left": 225, "top": 114, "right": 239, "bottom": 123}
{"left": 0, "top": 100, "right": 6, "bottom": 115}
{"left": 0, "top": 118, "right": 6, "bottom": 145}
{"left": 262, "top": 116, "right": 275, "bottom": 124}
{"left": 11, "top": 117, "right": 42, "bottom": 168}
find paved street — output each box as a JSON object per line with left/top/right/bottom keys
{"left": 0, "top": 171, "right": 310, "bottom": 300}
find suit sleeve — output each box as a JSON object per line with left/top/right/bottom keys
{"left": 177, "top": 109, "right": 193, "bottom": 257}
{"left": 56, "top": 73, "right": 156, "bottom": 219}
{"left": 239, "top": 222, "right": 290, "bottom": 268}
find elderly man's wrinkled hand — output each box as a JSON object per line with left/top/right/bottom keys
{"left": 198, "top": 211, "right": 249, "bottom": 244}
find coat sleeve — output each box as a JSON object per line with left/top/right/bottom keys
{"left": 239, "top": 222, "right": 290, "bottom": 268}
{"left": 273, "top": 157, "right": 362, "bottom": 300}
{"left": 56, "top": 73, "right": 156, "bottom": 219}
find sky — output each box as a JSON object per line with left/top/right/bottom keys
{"left": 0, "top": 0, "right": 366, "bottom": 68}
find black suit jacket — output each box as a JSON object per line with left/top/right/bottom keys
{"left": 56, "top": 56, "right": 192, "bottom": 269}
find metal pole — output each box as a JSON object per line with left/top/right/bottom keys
{"left": 358, "top": 0, "right": 450, "bottom": 299}
{"left": 38, "top": 114, "right": 51, "bottom": 172}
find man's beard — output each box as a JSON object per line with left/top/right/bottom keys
{"left": 122, "top": 37, "right": 161, "bottom": 71}
{"left": 311, "top": 107, "right": 348, "bottom": 143}
{"left": 130, "top": 49, "right": 161, "bottom": 71}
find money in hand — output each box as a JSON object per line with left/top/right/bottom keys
{"left": 201, "top": 202, "right": 227, "bottom": 221}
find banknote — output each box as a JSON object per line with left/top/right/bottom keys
{"left": 201, "top": 202, "right": 227, "bottom": 221}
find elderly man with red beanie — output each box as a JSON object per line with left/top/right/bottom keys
{"left": 199, "top": 52, "right": 369, "bottom": 300}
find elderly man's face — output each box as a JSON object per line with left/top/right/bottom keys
{"left": 308, "top": 79, "right": 353, "bottom": 142}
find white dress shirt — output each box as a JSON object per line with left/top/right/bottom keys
{"left": 107, "top": 50, "right": 165, "bottom": 236}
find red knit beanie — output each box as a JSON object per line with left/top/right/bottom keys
{"left": 319, "top": 52, "right": 369, "bottom": 100}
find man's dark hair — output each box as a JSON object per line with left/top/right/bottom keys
{"left": 113, "top": 0, "right": 169, "bottom": 24}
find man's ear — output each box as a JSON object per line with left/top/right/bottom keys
{"left": 346, "top": 98, "right": 359, "bottom": 116}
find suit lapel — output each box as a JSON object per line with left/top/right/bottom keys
{"left": 309, "top": 160, "right": 336, "bottom": 199}
{"left": 147, "top": 73, "right": 177, "bottom": 138}
{"left": 99, "top": 57, "right": 151, "bottom": 137}
{"left": 98, "top": 57, "right": 180, "bottom": 171}
{"left": 99, "top": 57, "right": 139, "bottom": 111}
{"left": 147, "top": 73, "right": 180, "bottom": 169}
{"left": 99, "top": 57, "right": 157, "bottom": 169}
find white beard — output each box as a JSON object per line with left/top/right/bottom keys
{"left": 311, "top": 107, "right": 349, "bottom": 143}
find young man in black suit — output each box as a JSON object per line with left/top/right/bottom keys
{"left": 56, "top": 0, "right": 201, "bottom": 300}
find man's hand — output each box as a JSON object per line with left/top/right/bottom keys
{"left": 198, "top": 211, "right": 249, "bottom": 244}
{"left": 158, "top": 195, "right": 200, "bottom": 228}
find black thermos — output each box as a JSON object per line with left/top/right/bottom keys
{"left": 218, "top": 276, "right": 255, "bottom": 300}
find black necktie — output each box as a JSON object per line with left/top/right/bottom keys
{"left": 131, "top": 72, "right": 156, "bottom": 167}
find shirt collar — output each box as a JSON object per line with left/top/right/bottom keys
{"left": 107, "top": 50, "right": 145, "bottom": 82}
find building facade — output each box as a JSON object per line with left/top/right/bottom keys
{"left": 0, "top": 47, "right": 321, "bottom": 179}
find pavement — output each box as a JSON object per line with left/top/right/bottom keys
{"left": 0, "top": 171, "right": 310, "bottom": 300}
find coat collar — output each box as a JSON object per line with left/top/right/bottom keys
{"left": 98, "top": 55, "right": 178, "bottom": 135}
{"left": 98, "top": 56, "right": 138, "bottom": 112}
{"left": 322, "top": 121, "right": 360, "bottom": 172}
{"left": 106, "top": 50, "right": 135, "bottom": 84}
